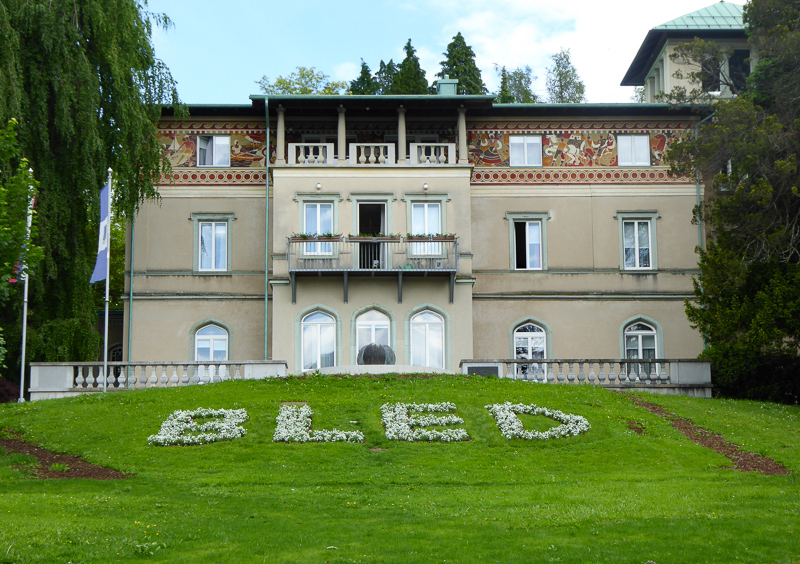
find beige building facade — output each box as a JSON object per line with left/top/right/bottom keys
{"left": 123, "top": 95, "right": 707, "bottom": 373}
{"left": 122, "top": 4, "right": 748, "bottom": 374}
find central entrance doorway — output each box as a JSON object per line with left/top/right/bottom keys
{"left": 358, "top": 203, "right": 386, "bottom": 269}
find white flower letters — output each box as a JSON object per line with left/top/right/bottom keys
{"left": 149, "top": 402, "right": 590, "bottom": 445}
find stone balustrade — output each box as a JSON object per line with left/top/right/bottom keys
{"left": 409, "top": 143, "right": 456, "bottom": 165}
{"left": 460, "top": 358, "right": 712, "bottom": 397}
{"left": 350, "top": 143, "right": 395, "bottom": 165}
{"left": 287, "top": 143, "right": 334, "bottom": 165}
{"left": 28, "top": 361, "right": 288, "bottom": 400}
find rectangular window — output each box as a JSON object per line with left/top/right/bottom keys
{"left": 729, "top": 49, "right": 750, "bottom": 93}
{"left": 506, "top": 212, "right": 549, "bottom": 271}
{"left": 623, "top": 220, "right": 651, "bottom": 269}
{"left": 199, "top": 221, "right": 228, "bottom": 271}
{"left": 514, "top": 220, "right": 542, "bottom": 270}
{"left": 304, "top": 202, "right": 334, "bottom": 255}
{"left": 411, "top": 202, "right": 441, "bottom": 255}
{"left": 198, "top": 135, "right": 230, "bottom": 167}
{"left": 509, "top": 135, "right": 542, "bottom": 167}
{"left": 617, "top": 134, "right": 650, "bottom": 166}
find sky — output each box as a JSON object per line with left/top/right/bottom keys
{"left": 146, "top": 0, "right": 746, "bottom": 105}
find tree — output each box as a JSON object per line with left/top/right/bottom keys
{"left": 666, "top": 0, "right": 800, "bottom": 402}
{"left": 257, "top": 66, "right": 348, "bottom": 95}
{"left": 0, "top": 0, "right": 181, "bottom": 375}
{"left": 392, "top": 40, "right": 429, "bottom": 95}
{"left": 664, "top": 39, "right": 749, "bottom": 103}
{"left": 493, "top": 65, "right": 539, "bottom": 103}
{"left": 0, "top": 119, "right": 41, "bottom": 368}
{"left": 437, "top": 32, "right": 487, "bottom": 95}
{"left": 545, "top": 49, "right": 586, "bottom": 103}
{"left": 375, "top": 60, "right": 398, "bottom": 95}
{"left": 349, "top": 60, "right": 379, "bottom": 95}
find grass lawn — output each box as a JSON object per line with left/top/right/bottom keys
{"left": 0, "top": 375, "right": 798, "bottom": 563}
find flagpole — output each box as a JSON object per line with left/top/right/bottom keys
{"left": 102, "top": 168, "right": 112, "bottom": 393}
{"left": 18, "top": 169, "right": 34, "bottom": 404}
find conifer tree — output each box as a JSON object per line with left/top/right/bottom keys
{"left": 349, "top": 60, "right": 379, "bottom": 95}
{"left": 493, "top": 65, "right": 539, "bottom": 103}
{"left": 437, "top": 32, "right": 487, "bottom": 95}
{"left": 392, "top": 40, "right": 430, "bottom": 95}
{"left": 0, "top": 0, "right": 181, "bottom": 372}
{"left": 375, "top": 60, "right": 398, "bottom": 95}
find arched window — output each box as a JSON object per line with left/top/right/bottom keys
{"left": 195, "top": 325, "right": 228, "bottom": 362}
{"left": 514, "top": 323, "right": 547, "bottom": 378}
{"left": 624, "top": 321, "right": 657, "bottom": 376}
{"left": 356, "top": 310, "right": 390, "bottom": 351}
{"left": 302, "top": 311, "right": 336, "bottom": 371}
{"left": 410, "top": 311, "right": 444, "bottom": 368}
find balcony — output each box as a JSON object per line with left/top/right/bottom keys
{"left": 285, "top": 143, "right": 456, "bottom": 166}
{"left": 286, "top": 236, "right": 458, "bottom": 303}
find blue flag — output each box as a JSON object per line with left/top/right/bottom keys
{"left": 90, "top": 182, "right": 110, "bottom": 283}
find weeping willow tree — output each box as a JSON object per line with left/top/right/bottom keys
{"left": 0, "top": 0, "right": 181, "bottom": 374}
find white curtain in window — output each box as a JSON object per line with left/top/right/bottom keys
{"left": 527, "top": 222, "right": 542, "bottom": 269}
{"left": 304, "top": 203, "right": 333, "bottom": 254}
{"left": 514, "top": 323, "right": 546, "bottom": 377}
{"left": 356, "top": 310, "right": 390, "bottom": 351}
{"left": 200, "top": 221, "right": 227, "bottom": 270}
{"left": 410, "top": 311, "right": 444, "bottom": 368}
{"left": 623, "top": 220, "right": 650, "bottom": 268}
{"left": 195, "top": 325, "right": 228, "bottom": 361}
{"left": 302, "top": 311, "right": 336, "bottom": 371}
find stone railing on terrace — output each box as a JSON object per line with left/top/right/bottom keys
{"left": 460, "top": 358, "right": 711, "bottom": 397}
{"left": 28, "top": 361, "right": 288, "bottom": 400}
{"left": 409, "top": 143, "right": 456, "bottom": 165}
{"left": 283, "top": 142, "right": 457, "bottom": 166}
{"left": 349, "top": 143, "right": 396, "bottom": 165}
{"left": 287, "top": 143, "right": 334, "bottom": 165}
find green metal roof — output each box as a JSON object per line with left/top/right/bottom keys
{"left": 653, "top": 1, "right": 743, "bottom": 30}
{"left": 621, "top": 1, "right": 746, "bottom": 86}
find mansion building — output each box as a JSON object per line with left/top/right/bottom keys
{"left": 121, "top": 2, "right": 748, "bottom": 374}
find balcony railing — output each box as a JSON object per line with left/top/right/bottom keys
{"left": 283, "top": 143, "right": 457, "bottom": 166}
{"left": 287, "top": 236, "right": 458, "bottom": 273}
{"left": 459, "top": 358, "right": 712, "bottom": 396}
{"left": 27, "top": 361, "right": 289, "bottom": 400}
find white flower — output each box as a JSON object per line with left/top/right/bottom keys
{"left": 485, "top": 402, "right": 590, "bottom": 440}
{"left": 148, "top": 408, "right": 249, "bottom": 446}
{"left": 381, "top": 402, "right": 469, "bottom": 442}
{"left": 272, "top": 405, "right": 363, "bottom": 443}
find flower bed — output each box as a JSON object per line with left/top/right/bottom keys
{"left": 272, "top": 405, "right": 363, "bottom": 443}
{"left": 381, "top": 402, "right": 469, "bottom": 442}
{"left": 148, "top": 408, "right": 249, "bottom": 446}
{"left": 485, "top": 402, "right": 590, "bottom": 440}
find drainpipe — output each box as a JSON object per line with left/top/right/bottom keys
{"left": 126, "top": 218, "right": 135, "bottom": 383}
{"left": 264, "top": 98, "right": 270, "bottom": 360}
{"left": 694, "top": 111, "right": 715, "bottom": 351}
{"left": 694, "top": 112, "right": 715, "bottom": 252}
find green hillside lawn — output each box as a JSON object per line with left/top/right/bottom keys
{"left": 0, "top": 376, "right": 798, "bottom": 563}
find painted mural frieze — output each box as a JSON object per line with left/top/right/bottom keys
{"left": 158, "top": 122, "right": 269, "bottom": 171}
{"left": 468, "top": 122, "right": 688, "bottom": 172}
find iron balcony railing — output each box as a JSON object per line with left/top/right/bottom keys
{"left": 287, "top": 236, "right": 458, "bottom": 273}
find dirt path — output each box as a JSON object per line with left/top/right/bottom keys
{"left": 622, "top": 392, "right": 790, "bottom": 476}
{"left": 0, "top": 430, "right": 133, "bottom": 480}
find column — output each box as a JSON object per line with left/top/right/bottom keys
{"left": 457, "top": 107, "right": 468, "bottom": 164}
{"left": 276, "top": 106, "right": 286, "bottom": 164}
{"left": 397, "top": 106, "right": 406, "bottom": 164}
{"left": 337, "top": 106, "right": 347, "bottom": 165}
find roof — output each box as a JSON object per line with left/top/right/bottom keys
{"left": 160, "top": 100, "right": 705, "bottom": 122}
{"left": 621, "top": 1, "right": 746, "bottom": 86}
{"left": 654, "top": 1, "right": 743, "bottom": 30}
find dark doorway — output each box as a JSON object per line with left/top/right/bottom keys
{"left": 358, "top": 203, "right": 385, "bottom": 268}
